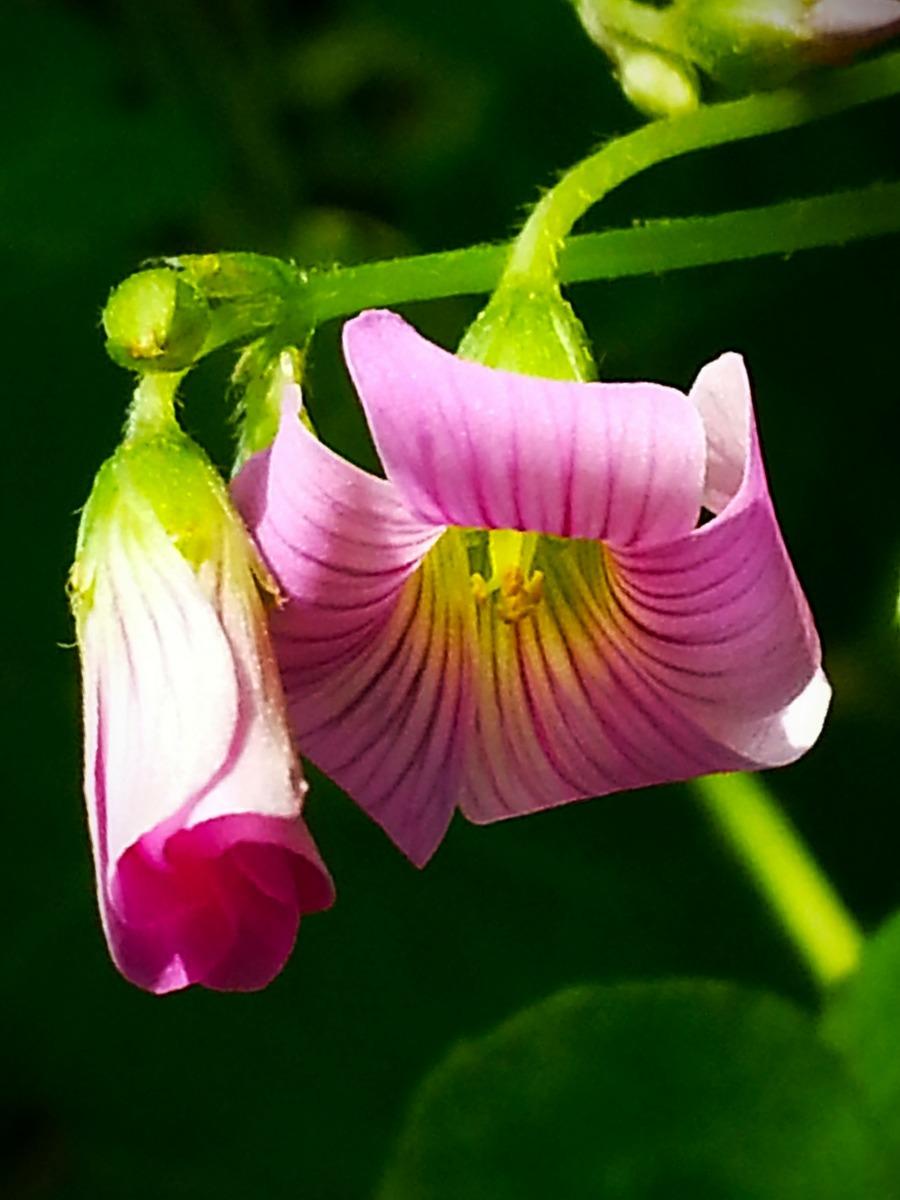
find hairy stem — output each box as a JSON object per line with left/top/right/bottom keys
{"left": 291, "top": 181, "right": 900, "bottom": 324}
{"left": 503, "top": 48, "right": 900, "bottom": 285}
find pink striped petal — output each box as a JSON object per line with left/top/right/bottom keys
{"left": 342, "top": 310, "right": 707, "bottom": 548}
{"left": 461, "top": 353, "right": 829, "bottom": 823}
{"left": 233, "top": 394, "right": 475, "bottom": 865}
{"left": 232, "top": 386, "right": 444, "bottom": 670}
{"left": 607, "top": 352, "right": 829, "bottom": 759}
{"left": 459, "top": 538, "right": 754, "bottom": 824}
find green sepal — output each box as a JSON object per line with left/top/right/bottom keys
{"left": 230, "top": 335, "right": 313, "bottom": 472}
{"left": 458, "top": 283, "right": 596, "bottom": 382}
{"left": 71, "top": 379, "right": 260, "bottom": 622}
{"left": 103, "top": 254, "right": 299, "bottom": 377}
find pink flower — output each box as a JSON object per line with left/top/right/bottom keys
{"left": 234, "top": 311, "right": 829, "bottom": 866}
{"left": 72, "top": 433, "right": 333, "bottom": 993}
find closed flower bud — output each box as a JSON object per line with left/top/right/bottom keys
{"left": 71, "top": 395, "right": 333, "bottom": 993}
{"left": 103, "top": 268, "right": 211, "bottom": 373}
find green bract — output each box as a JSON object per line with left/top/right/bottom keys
{"left": 457, "top": 284, "right": 596, "bottom": 381}
{"left": 72, "top": 378, "right": 265, "bottom": 617}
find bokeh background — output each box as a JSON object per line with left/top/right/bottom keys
{"left": 4, "top": 0, "right": 900, "bottom": 1195}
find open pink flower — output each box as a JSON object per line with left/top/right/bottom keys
{"left": 234, "top": 310, "right": 829, "bottom": 866}
{"left": 73, "top": 435, "right": 334, "bottom": 993}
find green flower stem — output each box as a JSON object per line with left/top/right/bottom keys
{"left": 125, "top": 373, "right": 182, "bottom": 442}
{"left": 503, "top": 47, "right": 900, "bottom": 287}
{"left": 295, "top": 181, "right": 900, "bottom": 324}
{"left": 694, "top": 773, "right": 864, "bottom": 991}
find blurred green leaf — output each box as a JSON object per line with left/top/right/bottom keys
{"left": 379, "top": 982, "right": 888, "bottom": 1200}
{"left": 822, "top": 911, "right": 900, "bottom": 1174}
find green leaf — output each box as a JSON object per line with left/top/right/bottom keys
{"left": 379, "top": 982, "right": 887, "bottom": 1200}
{"left": 822, "top": 911, "right": 900, "bottom": 1174}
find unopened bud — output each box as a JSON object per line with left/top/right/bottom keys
{"left": 616, "top": 44, "right": 701, "bottom": 117}
{"left": 103, "top": 268, "right": 211, "bottom": 373}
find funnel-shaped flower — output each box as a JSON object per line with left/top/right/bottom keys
{"left": 234, "top": 311, "right": 829, "bottom": 866}
{"left": 72, "top": 419, "right": 333, "bottom": 993}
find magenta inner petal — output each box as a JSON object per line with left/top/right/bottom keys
{"left": 108, "top": 814, "right": 333, "bottom": 994}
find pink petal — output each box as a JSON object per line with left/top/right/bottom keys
{"left": 595, "top": 354, "right": 829, "bottom": 763}
{"left": 236, "top": 329, "right": 827, "bottom": 854}
{"left": 461, "top": 354, "right": 828, "bottom": 823}
{"left": 233, "top": 394, "right": 474, "bottom": 866}
{"left": 460, "top": 538, "right": 755, "bottom": 824}
{"left": 85, "top": 520, "right": 238, "bottom": 874}
{"left": 107, "top": 814, "right": 332, "bottom": 994}
{"left": 232, "top": 386, "right": 444, "bottom": 669}
{"left": 342, "top": 310, "right": 707, "bottom": 549}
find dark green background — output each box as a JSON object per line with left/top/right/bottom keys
{"left": 4, "top": 1, "right": 899, "bottom": 1195}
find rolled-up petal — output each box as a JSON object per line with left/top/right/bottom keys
{"left": 75, "top": 436, "right": 333, "bottom": 993}
{"left": 342, "top": 309, "right": 707, "bottom": 548}
{"left": 606, "top": 353, "right": 829, "bottom": 756}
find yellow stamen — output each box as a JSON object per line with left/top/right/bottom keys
{"left": 471, "top": 572, "right": 490, "bottom": 605}
{"left": 469, "top": 530, "right": 544, "bottom": 623}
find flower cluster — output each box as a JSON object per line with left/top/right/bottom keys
{"left": 73, "top": 309, "right": 829, "bottom": 991}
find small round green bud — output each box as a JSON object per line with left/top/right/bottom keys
{"left": 616, "top": 45, "right": 701, "bottom": 118}
{"left": 103, "top": 269, "right": 211, "bottom": 373}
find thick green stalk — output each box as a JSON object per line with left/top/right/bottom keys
{"left": 695, "top": 774, "right": 864, "bottom": 991}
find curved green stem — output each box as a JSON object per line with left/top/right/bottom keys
{"left": 695, "top": 773, "right": 864, "bottom": 992}
{"left": 503, "top": 47, "right": 900, "bottom": 287}
{"left": 292, "top": 181, "right": 900, "bottom": 324}
{"left": 125, "top": 373, "right": 182, "bottom": 442}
